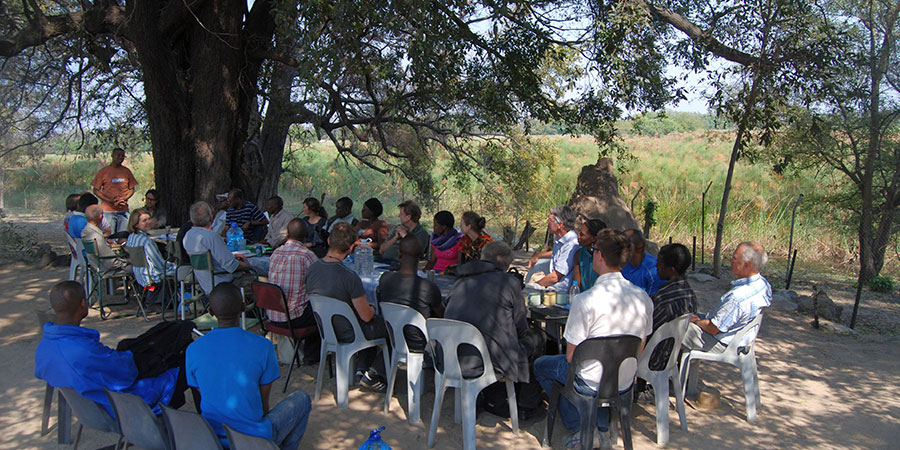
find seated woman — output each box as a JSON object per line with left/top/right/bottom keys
{"left": 301, "top": 197, "right": 329, "bottom": 258}
{"left": 572, "top": 218, "right": 607, "bottom": 291}
{"left": 457, "top": 211, "right": 492, "bottom": 265}
{"left": 424, "top": 211, "right": 461, "bottom": 273}
{"left": 125, "top": 208, "right": 176, "bottom": 306}
{"left": 356, "top": 198, "right": 389, "bottom": 259}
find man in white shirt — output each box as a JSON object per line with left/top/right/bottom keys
{"left": 527, "top": 205, "right": 580, "bottom": 291}
{"left": 182, "top": 201, "right": 252, "bottom": 294}
{"left": 533, "top": 229, "right": 653, "bottom": 448}
{"left": 263, "top": 196, "right": 293, "bottom": 249}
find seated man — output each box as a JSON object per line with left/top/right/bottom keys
{"left": 635, "top": 242, "right": 698, "bottom": 401}
{"left": 263, "top": 195, "right": 293, "bottom": 248}
{"left": 534, "top": 229, "right": 653, "bottom": 448}
{"left": 144, "top": 189, "right": 168, "bottom": 228}
{"left": 326, "top": 196, "right": 359, "bottom": 232}
{"left": 685, "top": 241, "right": 771, "bottom": 353}
{"left": 305, "top": 222, "right": 389, "bottom": 391}
{"left": 377, "top": 235, "right": 443, "bottom": 352}
{"left": 268, "top": 218, "right": 320, "bottom": 363}
{"left": 187, "top": 283, "right": 311, "bottom": 450}
{"left": 35, "top": 281, "right": 189, "bottom": 414}
{"left": 81, "top": 204, "right": 131, "bottom": 274}
{"left": 67, "top": 192, "right": 98, "bottom": 240}
{"left": 621, "top": 229, "right": 663, "bottom": 295}
{"left": 211, "top": 193, "right": 230, "bottom": 236}
{"left": 379, "top": 200, "right": 429, "bottom": 263}
{"left": 527, "top": 205, "right": 579, "bottom": 291}
{"left": 444, "top": 241, "right": 545, "bottom": 418}
{"left": 183, "top": 200, "right": 252, "bottom": 294}
{"left": 225, "top": 188, "right": 269, "bottom": 243}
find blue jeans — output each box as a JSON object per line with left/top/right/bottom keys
{"left": 534, "top": 354, "right": 610, "bottom": 432}
{"left": 266, "top": 390, "right": 311, "bottom": 450}
{"left": 105, "top": 211, "right": 129, "bottom": 234}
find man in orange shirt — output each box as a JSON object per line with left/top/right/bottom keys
{"left": 92, "top": 148, "right": 138, "bottom": 233}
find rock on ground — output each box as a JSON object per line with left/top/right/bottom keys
{"left": 797, "top": 290, "right": 843, "bottom": 322}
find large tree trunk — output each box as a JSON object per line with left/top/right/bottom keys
{"left": 124, "top": 0, "right": 275, "bottom": 225}
{"left": 250, "top": 61, "right": 297, "bottom": 205}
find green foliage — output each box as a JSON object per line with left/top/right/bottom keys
{"left": 643, "top": 201, "right": 657, "bottom": 237}
{"left": 868, "top": 276, "right": 893, "bottom": 293}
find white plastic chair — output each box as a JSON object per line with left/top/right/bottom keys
{"left": 525, "top": 258, "right": 551, "bottom": 285}
{"left": 309, "top": 294, "right": 391, "bottom": 409}
{"left": 381, "top": 302, "right": 429, "bottom": 425}
{"left": 635, "top": 314, "right": 691, "bottom": 445}
{"left": 680, "top": 312, "right": 764, "bottom": 422}
{"left": 426, "top": 318, "right": 519, "bottom": 450}
{"left": 65, "top": 233, "right": 90, "bottom": 297}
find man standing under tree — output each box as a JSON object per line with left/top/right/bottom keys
{"left": 92, "top": 148, "right": 138, "bottom": 234}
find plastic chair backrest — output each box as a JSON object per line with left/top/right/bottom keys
{"left": 309, "top": 294, "right": 367, "bottom": 345}
{"left": 65, "top": 233, "right": 83, "bottom": 263}
{"left": 105, "top": 390, "right": 169, "bottom": 450}
{"left": 426, "top": 318, "right": 496, "bottom": 382}
{"left": 381, "top": 302, "right": 428, "bottom": 355}
{"left": 567, "top": 335, "right": 643, "bottom": 400}
{"left": 81, "top": 238, "right": 101, "bottom": 269}
{"left": 56, "top": 387, "right": 119, "bottom": 434}
{"left": 160, "top": 405, "right": 223, "bottom": 450}
{"left": 724, "top": 312, "right": 764, "bottom": 353}
{"left": 637, "top": 314, "right": 691, "bottom": 374}
{"left": 251, "top": 281, "right": 288, "bottom": 315}
{"left": 223, "top": 424, "right": 279, "bottom": 450}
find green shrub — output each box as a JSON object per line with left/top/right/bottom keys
{"left": 868, "top": 276, "right": 893, "bottom": 293}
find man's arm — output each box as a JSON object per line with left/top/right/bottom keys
{"left": 92, "top": 186, "right": 114, "bottom": 205}
{"left": 351, "top": 295, "right": 376, "bottom": 322}
{"left": 690, "top": 314, "right": 720, "bottom": 335}
{"left": 536, "top": 270, "right": 563, "bottom": 287}
{"left": 566, "top": 342, "right": 576, "bottom": 363}
{"left": 260, "top": 382, "right": 272, "bottom": 415}
{"left": 379, "top": 228, "right": 402, "bottom": 254}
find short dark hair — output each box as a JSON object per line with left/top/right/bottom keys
{"left": 328, "top": 222, "right": 356, "bottom": 252}
{"left": 229, "top": 188, "right": 243, "bottom": 201}
{"left": 583, "top": 218, "right": 607, "bottom": 236}
{"left": 658, "top": 243, "right": 692, "bottom": 275}
{"left": 398, "top": 200, "right": 421, "bottom": 223}
{"left": 398, "top": 235, "right": 422, "bottom": 261}
{"left": 268, "top": 195, "right": 284, "bottom": 208}
{"left": 336, "top": 196, "right": 353, "bottom": 209}
{"left": 594, "top": 229, "right": 631, "bottom": 269}
{"left": 433, "top": 210, "right": 454, "bottom": 229}
{"left": 363, "top": 198, "right": 383, "bottom": 217}
{"left": 286, "top": 218, "right": 307, "bottom": 241}
{"left": 145, "top": 189, "right": 159, "bottom": 200}
{"left": 77, "top": 193, "right": 98, "bottom": 212}
{"left": 65, "top": 193, "right": 81, "bottom": 212}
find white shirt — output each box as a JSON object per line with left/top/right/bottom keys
{"left": 549, "top": 230, "right": 579, "bottom": 291}
{"left": 265, "top": 208, "right": 294, "bottom": 247}
{"left": 182, "top": 226, "right": 239, "bottom": 294}
{"left": 563, "top": 271, "right": 653, "bottom": 390}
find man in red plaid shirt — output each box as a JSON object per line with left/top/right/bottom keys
{"left": 268, "top": 218, "right": 320, "bottom": 364}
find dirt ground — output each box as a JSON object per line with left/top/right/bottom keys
{"left": 2, "top": 213, "right": 900, "bottom": 449}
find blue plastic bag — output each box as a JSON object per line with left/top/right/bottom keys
{"left": 358, "top": 427, "right": 392, "bottom": 450}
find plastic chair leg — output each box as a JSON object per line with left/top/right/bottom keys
{"left": 314, "top": 348, "right": 328, "bottom": 402}
{"left": 454, "top": 387, "right": 462, "bottom": 424}
{"left": 585, "top": 400, "right": 599, "bottom": 450}
{"left": 384, "top": 353, "right": 401, "bottom": 414}
{"left": 741, "top": 356, "right": 759, "bottom": 422}
{"left": 335, "top": 348, "right": 353, "bottom": 408}
{"left": 407, "top": 353, "right": 424, "bottom": 425}
{"left": 427, "top": 375, "right": 447, "bottom": 448}
{"left": 57, "top": 390, "right": 71, "bottom": 444}
{"left": 505, "top": 379, "right": 519, "bottom": 435}
{"left": 461, "top": 385, "right": 479, "bottom": 450}
{"left": 618, "top": 391, "right": 634, "bottom": 450}
{"left": 670, "top": 368, "right": 689, "bottom": 432}
{"left": 649, "top": 373, "right": 670, "bottom": 445}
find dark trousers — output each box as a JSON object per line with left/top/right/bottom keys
{"left": 481, "top": 327, "right": 547, "bottom": 417}
{"left": 269, "top": 306, "right": 321, "bottom": 364}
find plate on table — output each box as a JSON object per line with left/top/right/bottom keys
{"left": 232, "top": 250, "right": 253, "bottom": 257}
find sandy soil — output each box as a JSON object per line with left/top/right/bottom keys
{"left": 2, "top": 213, "right": 900, "bottom": 449}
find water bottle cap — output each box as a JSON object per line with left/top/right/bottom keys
{"left": 368, "top": 426, "right": 385, "bottom": 440}
{"left": 230, "top": 222, "right": 237, "bottom": 227}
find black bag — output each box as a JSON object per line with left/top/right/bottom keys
{"left": 117, "top": 320, "right": 195, "bottom": 379}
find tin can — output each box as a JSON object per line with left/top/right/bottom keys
{"left": 542, "top": 291, "right": 556, "bottom": 306}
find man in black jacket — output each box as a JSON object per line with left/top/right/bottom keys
{"left": 444, "top": 241, "right": 544, "bottom": 419}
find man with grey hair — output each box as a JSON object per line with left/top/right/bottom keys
{"left": 182, "top": 200, "right": 252, "bottom": 294}
{"left": 81, "top": 204, "right": 131, "bottom": 273}
{"left": 684, "top": 241, "right": 771, "bottom": 353}
{"left": 527, "top": 205, "right": 579, "bottom": 291}
{"left": 445, "top": 241, "right": 545, "bottom": 419}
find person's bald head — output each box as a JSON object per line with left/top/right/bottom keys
{"left": 49, "top": 281, "right": 87, "bottom": 324}
{"left": 85, "top": 204, "right": 103, "bottom": 225}
{"left": 208, "top": 283, "right": 243, "bottom": 323}
{"left": 286, "top": 218, "right": 308, "bottom": 242}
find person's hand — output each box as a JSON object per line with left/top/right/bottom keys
{"left": 241, "top": 221, "right": 251, "bottom": 231}
{"left": 528, "top": 253, "right": 539, "bottom": 269}
{"left": 234, "top": 253, "right": 248, "bottom": 262}
{"left": 397, "top": 225, "right": 409, "bottom": 238}
{"left": 690, "top": 314, "right": 700, "bottom": 323}
{"left": 114, "top": 199, "right": 127, "bottom": 208}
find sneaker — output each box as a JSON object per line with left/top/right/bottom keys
{"left": 636, "top": 387, "right": 656, "bottom": 405}
{"left": 564, "top": 430, "right": 601, "bottom": 449}
{"left": 358, "top": 371, "right": 387, "bottom": 393}
{"left": 597, "top": 430, "right": 612, "bottom": 450}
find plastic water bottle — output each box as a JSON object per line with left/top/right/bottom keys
{"left": 355, "top": 239, "right": 374, "bottom": 275}
{"left": 568, "top": 279, "right": 580, "bottom": 296}
{"left": 358, "top": 427, "right": 392, "bottom": 450}
{"left": 561, "top": 279, "right": 579, "bottom": 306}
{"left": 226, "top": 222, "right": 240, "bottom": 251}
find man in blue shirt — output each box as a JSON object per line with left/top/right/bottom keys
{"left": 35, "top": 281, "right": 185, "bottom": 415}
{"left": 621, "top": 229, "right": 663, "bottom": 295}
{"left": 187, "top": 283, "right": 311, "bottom": 450}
